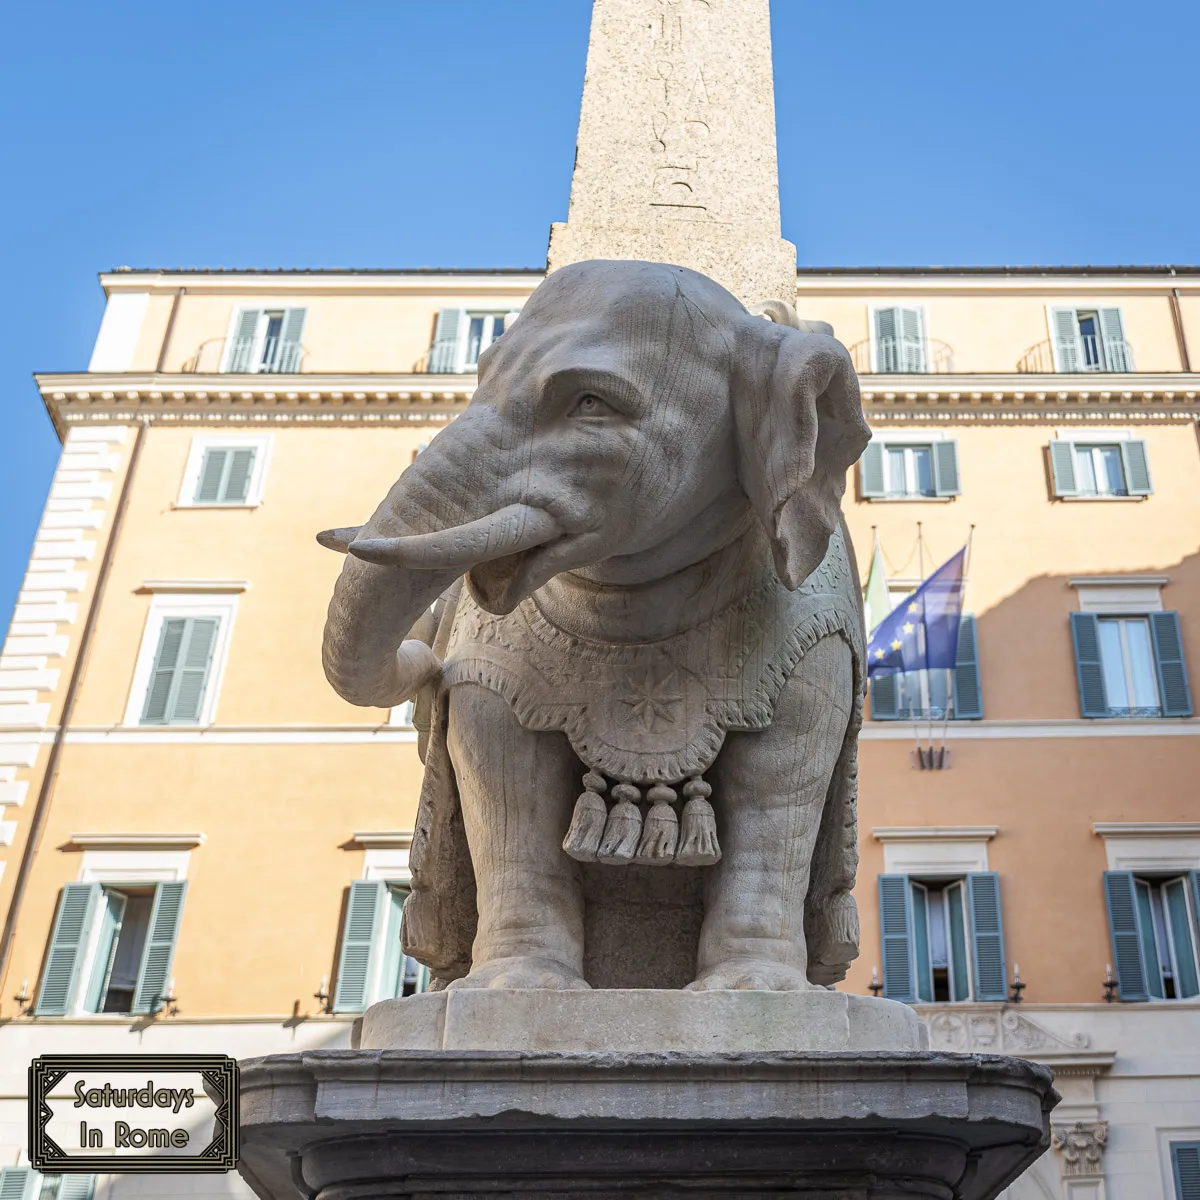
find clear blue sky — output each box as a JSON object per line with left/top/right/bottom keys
{"left": 2, "top": 0, "right": 1198, "bottom": 630}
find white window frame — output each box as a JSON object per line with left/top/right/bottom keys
{"left": 123, "top": 592, "right": 240, "bottom": 727}
{"left": 868, "top": 303, "right": 929, "bottom": 374}
{"left": 881, "top": 443, "right": 936, "bottom": 498}
{"left": 68, "top": 850, "right": 188, "bottom": 1018}
{"left": 219, "top": 307, "right": 293, "bottom": 374}
{"left": 461, "top": 312, "right": 511, "bottom": 371}
{"left": 176, "top": 433, "right": 272, "bottom": 508}
{"left": 1097, "top": 615, "right": 1161, "bottom": 712}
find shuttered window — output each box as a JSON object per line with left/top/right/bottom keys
{"left": 194, "top": 447, "right": 257, "bottom": 504}
{"left": 35, "top": 882, "right": 187, "bottom": 1017}
{"left": 140, "top": 617, "right": 220, "bottom": 725}
{"left": 0, "top": 1169, "right": 34, "bottom": 1200}
{"left": 860, "top": 440, "right": 959, "bottom": 500}
{"left": 1071, "top": 611, "right": 1192, "bottom": 719}
{"left": 333, "top": 881, "right": 430, "bottom": 1012}
{"left": 223, "top": 307, "right": 306, "bottom": 374}
{"left": 1049, "top": 307, "right": 1133, "bottom": 373}
{"left": 878, "top": 873, "right": 1007, "bottom": 1003}
{"left": 1105, "top": 870, "right": 1200, "bottom": 1002}
{"left": 1173, "top": 1142, "right": 1200, "bottom": 1200}
{"left": 0, "top": 1172, "right": 97, "bottom": 1200}
{"left": 873, "top": 307, "right": 926, "bottom": 373}
{"left": 1048, "top": 439, "right": 1152, "bottom": 498}
{"left": 427, "top": 308, "right": 513, "bottom": 373}
{"left": 869, "top": 615, "right": 982, "bottom": 720}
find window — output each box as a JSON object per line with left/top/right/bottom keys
{"left": 1173, "top": 1141, "right": 1200, "bottom": 1200}
{"left": 178, "top": 434, "right": 271, "bottom": 507}
{"left": 1048, "top": 438, "right": 1152, "bottom": 499}
{"left": 222, "top": 307, "right": 307, "bottom": 373}
{"left": 35, "top": 881, "right": 187, "bottom": 1016}
{"left": 1071, "top": 611, "right": 1192, "bottom": 719}
{"left": 426, "top": 308, "right": 517, "bottom": 373}
{"left": 0, "top": 1168, "right": 96, "bottom": 1200}
{"left": 878, "top": 872, "right": 1007, "bottom": 1003}
{"left": 860, "top": 439, "right": 960, "bottom": 500}
{"left": 332, "top": 879, "right": 431, "bottom": 1013}
{"left": 125, "top": 593, "right": 240, "bottom": 728}
{"left": 872, "top": 306, "right": 927, "bottom": 373}
{"left": 1105, "top": 871, "right": 1200, "bottom": 1002}
{"left": 870, "top": 615, "right": 982, "bottom": 721}
{"left": 1049, "top": 306, "right": 1133, "bottom": 372}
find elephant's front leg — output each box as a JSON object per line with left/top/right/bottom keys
{"left": 446, "top": 683, "right": 590, "bottom": 990}
{"left": 690, "top": 635, "right": 853, "bottom": 991}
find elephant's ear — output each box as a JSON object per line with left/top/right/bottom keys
{"left": 733, "top": 322, "right": 870, "bottom": 589}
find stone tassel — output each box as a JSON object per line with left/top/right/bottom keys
{"left": 562, "top": 772, "right": 608, "bottom": 863}
{"left": 597, "top": 783, "right": 643, "bottom": 865}
{"left": 635, "top": 783, "right": 679, "bottom": 865}
{"left": 675, "top": 777, "right": 721, "bottom": 866}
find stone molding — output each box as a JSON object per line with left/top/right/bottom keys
{"left": 1051, "top": 1120, "right": 1108, "bottom": 1177}
{"left": 920, "top": 1005, "right": 1095, "bottom": 1058}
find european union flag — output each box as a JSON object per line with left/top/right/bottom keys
{"left": 866, "top": 547, "right": 967, "bottom": 677}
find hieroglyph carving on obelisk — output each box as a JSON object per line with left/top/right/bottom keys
{"left": 547, "top": 0, "right": 798, "bottom": 308}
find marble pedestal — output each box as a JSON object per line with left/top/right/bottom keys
{"left": 237, "top": 991, "right": 1057, "bottom": 1199}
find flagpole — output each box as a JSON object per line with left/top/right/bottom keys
{"left": 939, "top": 525, "right": 976, "bottom": 765}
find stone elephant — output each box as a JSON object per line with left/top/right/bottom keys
{"left": 319, "top": 260, "right": 871, "bottom": 992}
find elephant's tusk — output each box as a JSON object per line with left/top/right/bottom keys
{"left": 348, "top": 504, "right": 562, "bottom": 570}
{"left": 316, "top": 526, "right": 362, "bottom": 553}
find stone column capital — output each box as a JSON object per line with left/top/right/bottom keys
{"left": 1051, "top": 1120, "right": 1108, "bottom": 1177}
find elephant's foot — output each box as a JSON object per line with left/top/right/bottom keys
{"left": 448, "top": 955, "right": 591, "bottom": 991}
{"left": 686, "top": 960, "right": 814, "bottom": 992}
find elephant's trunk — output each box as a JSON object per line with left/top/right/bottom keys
{"left": 320, "top": 406, "right": 554, "bottom": 709}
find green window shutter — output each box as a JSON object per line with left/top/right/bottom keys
{"left": 931, "top": 441, "right": 960, "bottom": 496}
{"left": 1103, "top": 871, "right": 1149, "bottom": 1002}
{"left": 944, "top": 880, "right": 971, "bottom": 1002}
{"left": 910, "top": 882, "right": 933, "bottom": 1002}
{"left": 1048, "top": 441, "right": 1079, "bottom": 497}
{"left": 860, "top": 441, "right": 886, "bottom": 498}
{"left": 966, "top": 872, "right": 1007, "bottom": 1001}
{"left": 0, "top": 1169, "right": 36, "bottom": 1200}
{"left": 1121, "top": 440, "right": 1153, "bottom": 496}
{"left": 1099, "top": 307, "right": 1131, "bottom": 371}
{"left": 36, "top": 883, "right": 100, "bottom": 1016}
{"left": 898, "top": 307, "right": 926, "bottom": 373}
{"left": 1050, "top": 307, "right": 1082, "bottom": 372}
{"left": 428, "top": 308, "right": 465, "bottom": 373}
{"left": 952, "top": 614, "right": 983, "bottom": 719}
{"left": 1150, "top": 611, "right": 1193, "bottom": 718}
{"left": 869, "top": 673, "right": 901, "bottom": 720}
{"left": 873, "top": 308, "right": 898, "bottom": 372}
{"left": 334, "top": 881, "right": 385, "bottom": 1012}
{"left": 141, "top": 617, "right": 220, "bottom": 725}
{"left": 58, "top": 1175, "right": 97, "bottom": 1200}
{"left": 195, "top": 448, "right": 230, "bottom": 503}
{"left": 132, "top": 881, "right": 188, "bottom": 1014}
{"left": 1164, "top": 878, "right": 1199, "bottom": 999}
{"left": 1173, "top": 1143, "right": 1200, "bottom": 1200}
{"left": 221, "top": 448, "right": 256, "bottom": 503}
{"left": 82, "top": 889, "right": 126, "bottom": 1013}
{"left": 878, "top": 874, "right": 917, "bottom": 1003}
{"left": 1070, "top": 612, "right": 1109, "bottom": 718}
{"left": 276, "top": 307, "right": 307, "bottom": 372}
{"left": 225, "top": 308, "right": 261, "bottom": 372}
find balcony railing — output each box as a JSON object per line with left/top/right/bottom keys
{"left": 849, "top": 338, "right": 955, "bottom": 374}
{"left": 1017, "top": 338, "right": 1135, "bottom": 374}
{"left": 182, "top": 337, "right": 308, "bottom": 374}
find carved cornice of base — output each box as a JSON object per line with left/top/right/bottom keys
{"left": 1051, "top": 1121, "right": 1108, "bottom": 1177}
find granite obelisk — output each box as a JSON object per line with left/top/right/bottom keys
{"left": 547, "top": 0, "right": 798, "bottom": 307}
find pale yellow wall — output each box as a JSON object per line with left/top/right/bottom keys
{"left": 1179, "top": 295, "right": 1200, "bottom": 370}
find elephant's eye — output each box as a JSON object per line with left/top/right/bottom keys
{"left": 571, "top": 393, "right": 615, "bottom": 418}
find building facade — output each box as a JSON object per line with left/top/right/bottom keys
{"left": 0, "top": 264, "right": 1199, "bottom": 1199}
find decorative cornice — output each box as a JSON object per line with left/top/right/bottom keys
{"left": 37, "top": 372, "right": 1200, "bottom": 441}
{"left": 350, "top": 830, "right": 414, "bottom": 849}
{"left": 873, "top": 825, "right": 998, "bottom": 842}
{"left": 1093, "top": 822, "right": 1200, "bottom": 838}
{"left": 1068, "top": 575, "right": 1169, "bottom": 588}
{"left": 137, "top": 580, "right": 249, "bottom": 594}
{"left": 100, "top": 270, "right": 544, "bottom": 296}
{"left": 67, "top": 832, "right": 206, "bottom": 850}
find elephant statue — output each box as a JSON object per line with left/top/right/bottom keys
{"left": 319, "top": 260, "right": 871, "bottom": 993}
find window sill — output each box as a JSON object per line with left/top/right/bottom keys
{"left": 862, "top": 495, "right": 955, "bottom": 504}
{"left": 1057, "top": 495, "right": 1147, "bottom": 503}
{"left": 171, "top": 502, "right": 262, "bottom": 511}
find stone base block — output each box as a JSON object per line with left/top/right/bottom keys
{"left": 237, "top": 1049, "right": 1058, "bottom": 1199}
{"left": 357, "top": 988, "right": 926, "bottom": 1054}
